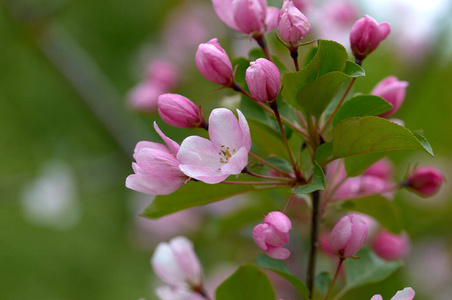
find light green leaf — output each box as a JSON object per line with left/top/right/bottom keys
{"left": 334, "top": 248, "right": 402, "bottom": 299}
{"left": 315, "top": 142, "right": 333, "bottom": 166}
{"left": 291, "top": 162, "right": 325, "bottom": 194}
{"left": 333, "top": 95, "right": 392, "bottom": 126}
{"left": 315, "top": 272, "right": 332, "bottom": 296}
{"left": 332, "top": 116, "right": 434, "bottom": 158}
{"left": 216, "top": 265, "right": 275, "bottom": 300}
{"left": 255, "top": 254, "right": 309, "bottom": 298}
{"left": 340, "top": 195, "right": 402, "bottom": 234}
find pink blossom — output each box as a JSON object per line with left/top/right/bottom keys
{"left": 371, "top": 287, "right": 415, "bottom": 300}
{"left": 253, "top": 211, "right": 292, "bottom": 259}
{"left": 211, "top": 0, "right": 279, "bottom": 36}
{"left": 125, "top": 123, "right": 187, "bottom": 195}
{"left": 151, "top": 236, "right": 204, "bottom": 299}
{"left": 158, "top": 94, "right": 202, "bottom": 128}
{"left": 292, "top": 0, "right": 311, "bottom": 12}
{"left": 333, "top": 175, "right": 393, "bottom": 201}
{"left": 371, "top": 76, "right": 409, "bottom": 118}
{"left": 177, "top": 108, "right": 251, "bottom": 184}
{"left": 329, "top": 214, "right": 368, "bottom": 258}
{"left": 350, "top": 15, "right": 391, "bottom": 61}
{"left": 128, "top": 82, "right": 164, "bottom": 112}
{"left": 364, "top": 158, "right": 394, "bottom": 182}
{"left": 246, "top": 58, "right": 281, "bottom": 102}
{"left": 278, "top": 0, "right": 311, "bottom": 46}
{"left": 146, "top": 60, "right": 179, "bottom": 91}
{"left": 406, "top": 167, "right": 444, "bottom": 197}
{"left": 195, "top": 38, "right": 234, "bottom": 87}
{"left": 372, "top": 230, "right": 410, "bottom": 261}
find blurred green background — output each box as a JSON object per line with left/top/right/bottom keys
{"left": 1, "top": 0, "right": 451, "bottom": 299}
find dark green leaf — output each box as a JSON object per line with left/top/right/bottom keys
{"left": 141, "top": 182, "right": 255, "bottom": 218}
{"left": 315, "top": 142, "right": 333, "bottom": 166}
{"left": 344, "top": 152, "right": 386, "bottom": 177}
{"left": 291, "top": 162, "right": 325, "bottom": 194}
{"left": 333, "top": 95, "right": 392, "bottom": 126}
{"left": 334, "top": 248, "right": 402, "bottom": 299}
{"left": 315, "top": 272, "right": 332, "bottom": 296}
{"left": 303, "top": 46, "right": 318, "bottom": 67}
{"left": 340, "top": 195, "right": 402, "bottom": 233}
{"left": 412, "top": 131, "right": 433, "bottom": 156}
{"left": 255, "top": 254, "right": 309, "bottom": 298}
{"left": 332, "top": 116, "right": 434, "bottom": 158}
{"left": 216, "top": 265, "right": 275, "bottom": 300}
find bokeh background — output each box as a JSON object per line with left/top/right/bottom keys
{"left": 1, "top": 0, "right": 451, "bottom": 299}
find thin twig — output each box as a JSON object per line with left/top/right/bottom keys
{"left": 307, "top": 190, "right": 321, "bottom": 299}
{"left": 249, "top": 152, "right": 292, "bottom": 177}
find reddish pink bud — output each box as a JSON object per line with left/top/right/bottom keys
{"left": 253, "top": 211, "right": 292, "bottom": 260}
{"left": 372, "top": 230, "right": 410, "bottom": 261}
{"left": 371, "top": 76, "right": 409, "bottom": 118}
{"left": 329, "top": 214, "right": 368, "bottom": 258}
{"left": 364, "top": 158, "right": 394, "bottom": 182}
{"left": 195, "top": 38, "right": 233, "bottom": 86}
{"left": 232, "top": 0, "right": 267, "bottom": 35}
{"left": 318, "top": 232, "right": 335, "bottom": 256}
{"left": 406, "top": 167, "right": 444, "bottom": 197}
{"left": 292, "top": 0, "right": 311, "bottom": 12}
{"left": 246, "top": 58, "right": 281, "bottom": 102}
{"left": 158, "top": 94, "right": 201, "bottom": 128}
{"left": 350, "top": 15, "right": 391, "bottom": 61}
{"left": 278, "top": 0, "right": 311, "bottom": 46}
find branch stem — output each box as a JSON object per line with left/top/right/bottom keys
{"left": 307, "top": 190, "right": 321, "bottom": 299}
{"left": 255, "top": 35, "right": 273, "bottom": 62}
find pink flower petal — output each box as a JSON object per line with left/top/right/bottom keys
{"left": 220, "top": 147, "right": 248, "bottom": 175}
{"left": 135, "top": 149, "right": 181, "bottom": 176}
{"left": 391, "top": 287, "right": 415, "bottom": 300}
{"left": 134, "top": 141, "right": 169, "bottom": 155}
{"left": 151, "top": 243, "right": 187, "bottom": 286}
{"left": 371, "top": 296, "right": 383, "bottom": 300}
{"left": 125, "top": 174, "right": 185, "bottom": 195}
{"left": 178, "top": 136, "right": 223, "bottom": 168}
{"left": 154, "top": 122, "right": 180, "bottom": 154}
{"left": 170, "top": 236, "right": 203, "bottom": 286}
{"left": 253, "top": 223, "right": 269, "bottom": 250}
{"left": 212, "top": 0, "right": 241, "bottom": 31}
{"left": 209, "top": 108, "right": 243, "bottom": 151}
{"left": 264, "top": 211, "right": 292, "bottom": 233}
{"left": 180, "top": 165, "right": 229, "bottom": 184}
{"left": 265, "top": 246, "right": 291, "bottom": 260}
{"left": 265, "top": 7, "right": 280, "bottom": 33}
{"left": 237, "top": 109, "right": 251, "bottom": 152}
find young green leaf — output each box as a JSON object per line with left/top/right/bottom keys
{"left": 332, "top": 116, "right": 434, "bottom": 158}
{"left": 333, "top": 95, "right": 392, "bottom": 126}
{"left": 291, "top": 162, "right": 325, "bottom": 194}
{"left": 340, "top": 195, "right": 402, "bottom": 234}
{"left": 216, "top": 265, "right": 275, "bottom": 300}
{"left": 255, "top": 254, "right": 310, "bottom": 298}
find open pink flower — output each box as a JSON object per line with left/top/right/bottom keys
{"left": 371, "top": 287, "right": 415, "bottom": 300}
{"left": 177, "top": 108, "right": 251, "bottom": 184}
{"left": 212, "top": 0, "right": 279, "bottom": 36}
{"left": 125, "top": 123, "right": 188, "bottom": 195}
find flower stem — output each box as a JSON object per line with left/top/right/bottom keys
{"left": 249, "top": 152, "right": 292, "bottom": 177}
{"left": 282, "top": 193, "right": 296, "bottom": 214}
{"left": 220, "top": 180, "right": 293, "bottom": 186}
{"left": 245, "top": 169, "right": 295, "bottom": 182}
{"left": 291, "top": 49, "right": 299, "bottom": 71}
{"left": 270, "top": 101, "right": 304, "bottom": 182}
{"left": 236, "top": 85, "right": 310, "bottom": 139}
{"left": 307, "top": 190, "right": 321, "bottom": 299}
{"left": 255, "top": 35, "right": 273, "bottom": 62}
{"left": 320, "top": 78, "right": 356, "bottom": 135}
{"left": 324, "top": 258, "right": 344, "bottom": 300}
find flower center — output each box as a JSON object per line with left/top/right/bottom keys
{"left": 218, "top": 145, "right": 236, "bottom": 164}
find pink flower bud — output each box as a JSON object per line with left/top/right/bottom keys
{"left": 364, "top": 158, "right": 394, "bottom": 182}
{"left": 127, "top": 83, "right": 163, "bottom": 112}
{"left": 232, "top": 0, "right": 267, "bottom": 36}
{"left": 372, "top": 230, "right": 410, "bottom": 261}
{"left": 158, "top": 94, "right": 202, "bottom": 128}
{"left": 292, "top": 0, "right": 311, "bottom": 12}
{"left": 350, "top": 15, "right": 391, "bottom": 62}
{"left": 329, "top": 214, "right": 368, "bottom": 258}
{"left": 151, "top": 236, "right": 203, "bottom": 293}
{"left": 278, "top": 0, "right": 311, "bottom": 46}
{"left": 146, "top": 60, "right": 179, "bottom": 91}
{"left": 371, "top": 76, "right": 409, "bottom": 118}
{"left": 253, "top": 211, "right": 292, "bottom": 260}
{"left": 406, "top": 167, "right": 444, "bottom": 197}
{"left": 246, "top": 58, "right": 281, "bottom": 102}
{"left": 195, "top": 38, "right": 233, "bottom": 86}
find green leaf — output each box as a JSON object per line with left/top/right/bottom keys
{"left": 315, "top": 142, "right": 333, "bottom": 166}
{"left": 344, "top": 152, "right": 386, "bottom": 177}
{"left": 231, "top": 57, "right": 250, "bottom": 86}
{"left": 412, "top": 131, "right": 433, "bottom": 156}
{"left": 334, "top": 248, "right": 402, "bottom": 299}
{"left": 255, "top": 254, "right": 309, "bottom": 298}
{"left": 291, "top": 162, "right": 325, "bottom": 194}
{"left": 332, "top": 116, "right": 434, "bottom": 158}
{"left": 340, "top": 195, "right": 402, "bottom": 233}
{"left": 247, "top": 118, "right": 290, "bottom": 160}
{"left": 315, "top": 272, "right": 332, "bottom": 296}
{"left": 282, "top": 40, "right": 365, "bottom": 118}
{"left": 265, "top": 157, "right": 293, "bottom": 173}
{"left": 216, "top": 265, "right": 275, "bottom": 300}
{"left": 333, "top": 95, "right": 393, "bottom": 126}
{"left": 141, "top": 182, "right": 256, "bottom": 218}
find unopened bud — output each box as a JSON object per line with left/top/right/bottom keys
{"left": 158, "top": 94, "right": 202, "bottom": 128}
{"left": 195, "top": 38, "right": 233, "bottom": 86}
{"left": 405, "top": 167, "right": 444, "bottom": 197}
{"left": 246, "top": 58, "right": 281, "bottom": 102}
{"left": 372, "top": 230, "right": 410, "bottom": 261}
{"left": 278, "top": 0, "right": 311, "bottom": 47}
{"left": 253, "top": 211, "right": 292, "bottom": 260}
{"left": 350, "top": 15, "right": 390, "bottom": 62}
{"left": 371, "top": 76, "right": 408, "bottom": 118}
{"left": 329, "top": 214, "right": 368, "bottom": 258}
